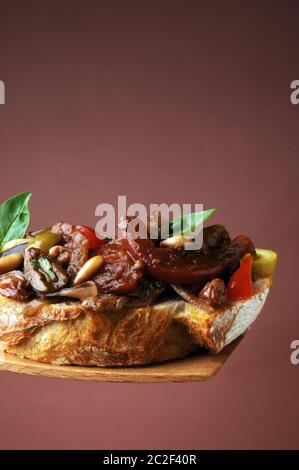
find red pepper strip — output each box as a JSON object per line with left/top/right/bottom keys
{"left": 227, "top": 254, "right": 253, "bottom": 301}
{"left": 75, "top": 225, "right": 107, "bottom": 250}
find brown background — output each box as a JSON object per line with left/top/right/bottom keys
{"left": 0, "top": 0, "right": 298, "bottom": 449}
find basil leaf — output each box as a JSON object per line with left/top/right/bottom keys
{"left": 0, "top": 192, "right": 32, "bottom": 250}
{"left": 170, "top": 208, "right": 217, "bottom": 236}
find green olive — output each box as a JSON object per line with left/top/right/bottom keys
{"left": 252, "top": 248, "right": 278, "bottom": 278}
{"left": 27, "top": 231, "right": 61, "bottom": 253}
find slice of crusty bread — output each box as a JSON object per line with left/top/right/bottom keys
{"left": 0, "top": 278, "right": 271, "bottom": 366}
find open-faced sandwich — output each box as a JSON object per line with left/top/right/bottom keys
{"left": 0, "top": 193, "right": 277, "bottom": 366}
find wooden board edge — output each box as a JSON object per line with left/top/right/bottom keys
{"left": 0, "top": 337, "right": 243, "bottom": 383}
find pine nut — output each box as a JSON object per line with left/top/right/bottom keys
{"left": 49, "top": 245, "right": 65, "bottom": 258}
{"left": 0, "top": 253, "right": 24, "bottom": 275}
{"left": 160, "top": 235, "right": 193, "bottom": 249}
{"left": 73, "top": 255, "right": 104, "bottom": 285}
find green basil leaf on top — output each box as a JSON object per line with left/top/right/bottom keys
{"left": 0, "top": 192, "right": 32, "bottom": 250}
{"left": 170, "top": 208, "right": 217, "bottom": 237}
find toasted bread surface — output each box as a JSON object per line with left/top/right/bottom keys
{"left": 0, "top": 278, "right": 271, "bottom": 366}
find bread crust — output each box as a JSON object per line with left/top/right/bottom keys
{"left": 0, "top": 278, "right": 271, "bottom": 366}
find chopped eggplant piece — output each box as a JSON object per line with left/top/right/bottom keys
{"left": 1, "top": 242, "right": 29, "bottom": 257}
{"left": 45, "top": 281, "right": 98, "bottom": 301}
{"left": 24, "top": 247, "right": 68, "bottom": 293}
{"left": 1, "top": 238, "right": 30, "bottom": 254}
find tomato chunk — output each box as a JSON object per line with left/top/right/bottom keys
{"left": 93, "top": 242, "right": 143, "bottom": 294}
{"left": 75, "top": 225, "right": 107, "bottom": 250}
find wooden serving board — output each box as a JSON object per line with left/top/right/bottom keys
{"left": 0, "top": 336, "right": 243, "bottom": 383}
